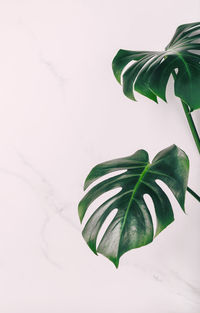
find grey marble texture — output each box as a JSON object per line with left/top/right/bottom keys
{"left": 0, "top": 0, "right": 199, "bottom": 312}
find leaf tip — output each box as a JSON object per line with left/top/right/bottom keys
{"left": 83, "top": 171, "right": 94, "bottom": 190}
{"left": 155, "top": 216, "right": 175, "bottom": 237}
{"left": 160, "top": 94, "right": 167, "bottom": 103}
{"left": 182, "top": 206, "right": 186, "bottom": 214}
{"left": 97, "top": 248, "right": 120, "bottom": 268}
{"left": 150, "top": 87, "right": 167, "bottom": 103}
{"left": 127, "top": 93, "right": 137, "bottom": 101}
{"left": 111, "top": 258, "right": 119, "bottom": 269}
{"left": 78, "top": 201, "right": 84, "bottom": 223}
{"left": 82, "top": 230, "right": 98, "bottom": 255}
{"left": 83, "top": 181, "right": 89, "bottom": 191}
{"left": 88, "top": 243, "right": 98, "bottom": 255}
{"left": 112, "top": 50, "right": 123, "bottom": 84}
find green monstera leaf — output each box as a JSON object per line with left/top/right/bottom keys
{"left": 112, "top": 22, "right": 200, "bottom": 111}
{"left": 78, "top": 145, "right": 189, "bottom": 267}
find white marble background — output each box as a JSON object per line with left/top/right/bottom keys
{"left": 0, "top": 0, "right": 200, "bottom": 312}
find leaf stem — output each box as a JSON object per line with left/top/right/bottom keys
{"left": 187, "top": 186, "right": 200, "bottom": 202}
{"left": 172, "top": 70, "right": 200, "bottom": 154}
{"left": 181, "top": 100, "right": 200, "bottom": 154}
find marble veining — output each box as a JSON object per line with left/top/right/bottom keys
{"left": 0, "top": 1, "right": 199, "bottom": 312}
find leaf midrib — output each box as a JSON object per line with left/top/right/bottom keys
{"left": 117, "top": 163, "right": 151, "bottom": 257}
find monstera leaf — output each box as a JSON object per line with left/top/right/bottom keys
{"left": 112, "top": 22, "right": 200, "bottom": 111}
{"left": 78, "top": 145, "right": 189, "bottom": 267}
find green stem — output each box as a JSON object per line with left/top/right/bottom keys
{"left": 181, "top": 100, "right": 200, "bottom": 154}
{"left": 171, "top": 71, "right": 200, "bottom": 204}
{"left": 172, "top": 71, "right": 200, "bottom": 154}
{"left": 187, "top": 186, "right": 200, "bottom": 202}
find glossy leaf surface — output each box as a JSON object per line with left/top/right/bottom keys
{"left": 112, "top": 22, "right": 200, "bottom": 111}
{"left": 78, "top": 145, "right": 189, "bottom": 267}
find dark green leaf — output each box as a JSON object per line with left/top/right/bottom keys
{"left": 78, "top": 145, "right": 189, "bottom": 267}
{"left": 112, "top": 22, "right": 200, "bottom": 111}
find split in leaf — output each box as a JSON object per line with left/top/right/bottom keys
{"left": 112, "top": 22, "right": 200, "bottom": 111}
{"left": 78, "top": 145, "right": 189, "bottom": 267}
